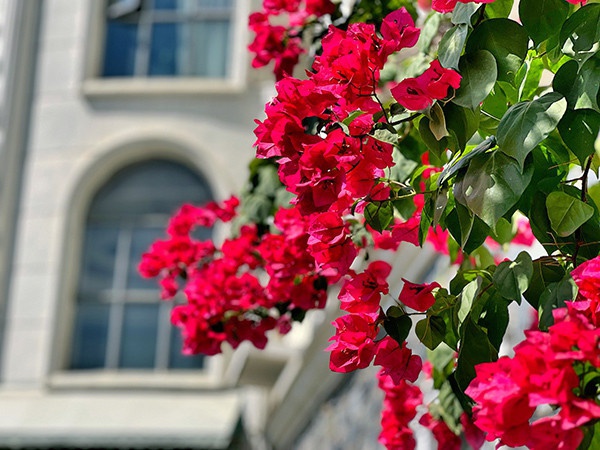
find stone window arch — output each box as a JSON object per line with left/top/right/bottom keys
{"left": 69, "top": 158, "right": 212, "bottom": 370}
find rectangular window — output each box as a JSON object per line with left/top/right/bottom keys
{"left": 102, "top": 0, "right": 234, "bottom": 78}
{"left": 82, "top": 0, "right": 248, "bottom": 95}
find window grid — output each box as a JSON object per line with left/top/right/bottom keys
{"left": 70, "top": 160, "right": 210, "bottom": 372}
{"left": 104, "top": 0, "right": 234, "bottom": 78}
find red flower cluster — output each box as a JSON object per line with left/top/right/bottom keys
{"left": 253, "top": 9, "right": 432, "bottom": 278}
{"left": 419, "top": 413, "right": 462, "bottom": 450}
{"left": 328, "top": 259, "right": 427, "bottom": 380}
{"left": 339, "top": 260, "right": 392, "bottom": 317}
{"left": 466, "top": 295, "right": 600, "bottom": 449}
{"left": 248, "top": 0, "right": 336, "bottom": 80}
{"left": 140, "top": 199, "right": 336, "bottom": 355}
{"left": 391, "top": 60, "right": 462, "bottom": 111}
{"left": 378, "top": 371, "right": 423, "bottom": 450}
{"left": 431, "top": 0, "right": 495, "bottom": 14}
{"left": 399, "top": 278, "right": 441, "bottom": 311}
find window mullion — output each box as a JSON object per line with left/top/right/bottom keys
{"left": 155, "top": 300, "right": 172, "bottom": 370}
{"left": 135, "top": 2, "right": 154, "bottom": 76}
{"left": 105, "top": 225, "right": 133, "bottom": 369}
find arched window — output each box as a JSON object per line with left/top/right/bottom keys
{"left": 70, "top": 159, "right": 211, "bottom": 370}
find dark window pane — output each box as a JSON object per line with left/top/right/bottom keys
{"left": 79, "top": 226, "right": 119, "bottom": 298}
{"left": 169, "top": 326, "right": 204, "bottom": 369}
{"left": 70, "top": 304, "right": 110, "bottom": 369}
{"left": 128, "top": 227, "right": 166, "bottom": 289}
{"left": 119, "top": 304, "right": 159, "bottom": 368}
{"left": 149, "top": 23, "right": 178, "bottom": 76}
{"left": 89, "top": 160, "right": 212, "bottom": 221}
{"left": 154, "top": 0, "right": 178, "bottom": 9}
{"left": 188, "top": 20, "right": 229, "bottom": 77}
{"left": 102, "top": 21, "right": 138, "bottom": 77}
{"left": 199, "top": 0, "right": 233, "bottom": 8}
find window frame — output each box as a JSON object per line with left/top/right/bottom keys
{"left": 81, "top": 0, "right": 250, "bottom": 96}
{"left": 51, "top": 152, "right": 228, "bottom": 390}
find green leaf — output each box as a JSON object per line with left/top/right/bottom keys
{"left": 497, "top": 92, "right": 568, "bottom": 168}
{"left": 546, "top": 191, "right": 595, "bottom": 237}
{"left": 481, "top": 84, "right": 507, "bottom": 120}
{"left": 371, "top": 127, "right": 399, "bottom": 145}
{"left": 429, "top": 343, "right": 455, "bottom": 374}
{"left": 589, "top": 183, "right": 600, "bottom": 211}
{"left": 242, "top": 193, "right": 274, "bottom": 223}
{"left": 430, "top": 289, "right": 460, "bottom": 350}
{"left": 523, "top": 260, "right": 566, "bottom": 310}
{"left": 438, "top": 24, "right": 468, "bottom": 70}
{"left": 453, "top": 50, "right": 497, "bottom": 109}
{"left": 521, "top": 57, "right": 545, "bottom": 101}
{"left": 364, "top": 201, "right": 394, "bottom": 233}
{"left": 456, "top": 278, "right": 480, "bottom": 324}
{"left": 254, "top": 164, "right": 281, "bottom": 196}
{"left": 454, "top": 151, "right": 533, "bottom": 228}
{"left": 419, "top": 195, "right": 434, "bottom": 245}
{"left": 451, "top": 3, "right": 478, "bottom": 25}
{"left": 384, "top": 306, "right": 412, "bottom": 345}
{"left": 435, "top": 381, "right": 463, "bottom": 434}
{"left": 390, "top": 148, "right": 419, "bottom": 184}
{"left": 449, "top": 202, "right": 473, "bottom": 247}
{"left": 416, "top": 315, "right": 446, "bottom": 350}
{"left": 519, "top": 0, "right": 569, "bottom": 46}
{"left": 438, "top": 136, "right": 497, "bottom": 187}
{"left": 538, "top": 276, "right": 578, "bottom": 330}
{"left": 466, "top": 18, "right": 529, "bottom": 82}
{"left": 529, "top": 191, "right": 575, "bottom": 256}
{"left": 560, "top": 3, "right": 600, "bottom": 65}
{"left": 553, "top": 58, "right": 579, "bottom": 99}
{"left": 484, "top": 0, "right": 514, "bottom": 19}
{"left": 419, "top": 116, "right": 447, "bottom": 160}
{"left": 418, "top": 13, "right": 441, "bottom": 53}
{"left": 456, "top": 318, "right": 498, "bottom": 391}
{"left": 480, "top": 295, "right": 510, "bottom": 351}
{"left": 428, "top": 103, "right": 449, "bottom": 141}
{"left": 554, "top": 56, "right": 600, "bottom": 113}
{"left": 580, "top": 420, "right": 600, "bottom": 450}
{"left": 443, "top": 103, "right": 480, "bottom": 151}
{"left": 433, "top": 187, "right": 449, "bottom": 227}
{"left": 558, "top": 109, "right": 600, "bottom": 166}
{"left": 493, "top": 251, "right": 533, "bottom": 302}
{"left": 571, "top": 56, "right": 600, "bottom": 112}
{"left": 489, "top": 216, "right": 513, "bottom": 245}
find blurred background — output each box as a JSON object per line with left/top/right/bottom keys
{"left": 0, "top": 1, "right": 439, "bottom": 448}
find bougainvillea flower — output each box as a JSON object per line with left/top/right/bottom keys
{"left": 390, "top": 78, "right": 432, "bottom": 111}
{"left": 374, "top": 336, "right": 422, "bottom": 383}
{"left": 339, "top": 260, "right": 392, "bottom": 316}
{"left": 327, "top": 313, "right": 379, "bottom": 372}
{"left": 391, "top": 60, "right": 461, "bottom": 110}
{"left": 571, "top": 256, "right": 600, "bottom": 303}
{"left": 378, "top": 372, "right": 422, "bottom": 450}
{"left": 419, "top": 413, "right": 462, "bottom": 450}
{"left": 380, "top": 8, "right": 420, "bottom": 51}
{"left": 398, "top": 279, "right": 441, "bottom": 311}
{"left": 431, "top": 0, "right": 495, "bottom": 14}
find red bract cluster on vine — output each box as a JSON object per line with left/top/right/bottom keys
{"left": 248, "top": 0, "right": 336, "bottom": 80}
{"left": 139, "top": 0, "right": 600, "bottom": 448}
{"left": 465, "top": 263, "right": 600, "bottom": 449}
{"left": 140, "top": 198, "right": 336, "bottom": 355}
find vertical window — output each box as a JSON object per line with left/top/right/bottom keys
{"left": 70, "top": 159, "right": 212, "bottom": 371}
{"left": 102, "top": 0, "right": 234, "bottom": 78}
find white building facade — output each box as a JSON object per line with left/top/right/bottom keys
{"left": 0, "top": 1, "right": 436, "bottom": 448}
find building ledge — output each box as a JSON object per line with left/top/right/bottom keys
{"left": 0, "top": 388, "right": 241, "bottom": 449}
